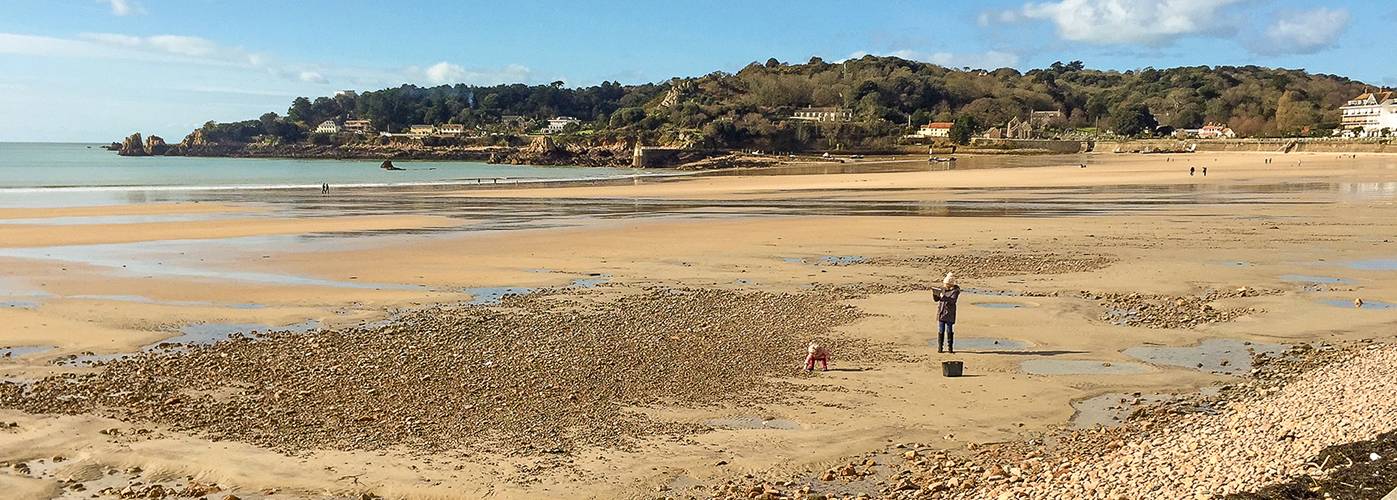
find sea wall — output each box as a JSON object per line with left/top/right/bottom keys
{"left": 1097, "top": 139, "right": 1397, "bottom": 154}
{"left": 968, "top": 138, "right": 1087, "bottom": 154}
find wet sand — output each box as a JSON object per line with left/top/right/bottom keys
{"left": 1, "top": 151, "right": 1396, "bottom": 498}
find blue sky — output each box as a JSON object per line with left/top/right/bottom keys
{"left": 2, "top": 0, "right": 1393, "bottom": 142}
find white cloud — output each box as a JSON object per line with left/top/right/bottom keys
{"left": 846, "top": 50, "right": 1020, "bottom": 69}
{"left": 423, "top": 62, "right": 466, "bottom": 85}
{"left": 144, "top": 35, "right": 219, "bottom": 57}
{"left": 410, "top": 62, "right": 533, "bottom": 86}
{"left": 977, "top": 10, "right": 1021, "bottom": 27}
{"left": 1006, "top": 0, "right": 1242, "bottom": 45}
{"left": 101, "top": 0, "right": 143, "bottom": 16}
{"left": 1257, "top": 8, "right": 1349, "bottom": 55}
{"left": 76, "top": 33, "right": 246, "bottom": 62}
{"left": 298, "top": 70, "right": 328, "bottom": 84}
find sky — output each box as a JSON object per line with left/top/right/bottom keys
{"left": 2, "top": 0, "right": 1394, "bottom": 142}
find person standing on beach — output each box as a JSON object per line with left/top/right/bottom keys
{"left": 1202, "top": 166, "right": 1207, "bottom": 176}
{"left": 933, "top": 272, "right": 961, "bottom": 353}
{"left": 1189, "top": 166, "right": 1195, "bottom": 176}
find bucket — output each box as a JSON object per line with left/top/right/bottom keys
{"left": 942, "top": 360, "right": 963, "bottom": 377}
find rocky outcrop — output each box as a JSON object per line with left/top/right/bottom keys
{"left": 117, "top": 133, "right": 147, "bottom": 156}
{"left": 659, "top": 79, "right": 696, "bottom": 108}
{"left": 380, "top": 160, "right": 403, "bottom": 171}
{"left": 144, "top": 135, "right": 169, "bottom": 155}
{"left": 109, "top": 131, "right": 719, "bottom": 168}
{"left": 178, "top": 129, "right": 210, "bottom": 148}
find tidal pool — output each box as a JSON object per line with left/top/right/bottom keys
{"left": 1122, "top": 339, "right": 1286, "bottom": 375}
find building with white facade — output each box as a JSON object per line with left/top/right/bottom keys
{"left": 544, "top": 116, "right": 581, "bottom": 134}
{"left": 314, "top": 120, "right": 341, "bottom": 134}
{"left": 790, "top": 107, "right": 853, "bottom": 122}
{"left": 1340, "top": 91, "right": 1397, "bottom": 137}
{"left": 343, "top": 119, "right": 373, "bottom": 134}
{"left": 915, "top": 122, "right": 953, "bottom": 138}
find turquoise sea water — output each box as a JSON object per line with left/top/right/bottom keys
{"left": 0, "top": 142, "right": 643, "bottom": 191}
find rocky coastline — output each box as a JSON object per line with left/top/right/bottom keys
{"left": 106, "top": 132, "right": 727, "bottom": 168}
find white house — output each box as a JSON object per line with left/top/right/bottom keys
{"left": 544, "top": 116, "right": 581, "bottom": 134}
{"left": 436, "top": 124, "right": 466, "bottom": 136}
{"left": 343, "top": 119, "right": 373, "bottom": 134}
{"left": 408, "top": 124, "right": 436, "bottom": 138}
{"left": 315, "top": 120, "right": 341, "bottom": 134}
{"left": 1196, "top": 123, "right": 1236, "bottom": 139}
{"left": 916, "top": 122, "right": 953, "bottom": 138}
{"left": 791, "top": 107, "right": 853, "bottom": 122}
{"left": 1340, "top": 91, "right": 1397, "bottom": 137}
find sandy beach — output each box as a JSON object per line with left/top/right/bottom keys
{"left": 1, "top": 151, "right": 1396, "bottom": 499}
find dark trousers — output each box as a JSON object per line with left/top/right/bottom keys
{"left": 938, "top": 321, "right": 955, "bottom": 350}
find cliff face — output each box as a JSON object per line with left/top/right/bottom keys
{"left": 117, "top": 133, "right": 147, "bottom": 156}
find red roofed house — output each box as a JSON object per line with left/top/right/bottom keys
{"left": 916, "top": 121, "right": 954, "bottom": 138}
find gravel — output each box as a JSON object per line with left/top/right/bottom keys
{"left": 0, "top": 287, "right": 893, "bottom": 455}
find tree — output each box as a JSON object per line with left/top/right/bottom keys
{"left": 1275, "top": 91, "right": 1318, "bottom": 136}
{"left": 948, "top": 115, "right": 979, "bottom": 145}
{"left": 1109, "top": 104, "right": 1157, "bottom": 137}
{"left": 287, "top": 97, "right": 313, "bottom": 125}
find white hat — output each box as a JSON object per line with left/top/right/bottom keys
{"left": 943, "top": 272, "right": 956, "bottom": 286}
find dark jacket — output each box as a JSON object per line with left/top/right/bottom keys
{"left": 934, "top": 286, "right": 960, "bottom": 323}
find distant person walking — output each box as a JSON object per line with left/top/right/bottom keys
{"left": 805, "top": 341, "right": 830, "bottom": 372}
{"left": 933, "top": 272, "right": 961, "bottom": 353}
{"left": 1202, "top": 166, "right": 1207, "bottom": 176}
{"left": 1189, "top": 166, "right": 1196, "bottom": 176}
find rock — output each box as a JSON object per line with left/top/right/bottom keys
{"left": 144, "top": 135, "right": 170, "bottom": 155}
{"left": 380, "top": 160, "right": 404, "bottom": 171}
{"left": 118, "top": 133, "right": 147, "bottom": 156}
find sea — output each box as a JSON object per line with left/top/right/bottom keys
{"left": 0, "top": 142, "right": 650, "bottom": 207}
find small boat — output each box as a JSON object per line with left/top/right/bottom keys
{"left": 929, "top": 157, "right": 957, "bottom": 163}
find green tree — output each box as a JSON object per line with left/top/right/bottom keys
{"left": 287, "top": 97, "right": 313, "bottom": 125}
{"left": 948, "top": 115, "right": 979, "bottom": 145}
{"left": 1109, "top": 104, "right": 1158, "bottom": 137}
{"left": 1275, "top": 91, "right": 1318, "bottom": 136}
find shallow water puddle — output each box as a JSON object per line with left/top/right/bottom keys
{"left": 931, "top": 337, "right": 1031, "bottom": 351}
{"left": 1020, "top": 359, "right": 1152, "bottom": 375}
{"left": 464, "top": 286, "right": 535, "bottom": 305}
{"left": 1322, "top": 299, "right": 1395, "bottom": 310}
{"left": 1342, "top": 259, "right": 1397, "bottom": 271}
{"left": 705, "top": 416, "right": 800, "bottom": 430}
{"left": 1, "top": 345, "right": 54, "bottom": 359}
{"left": 569, "top": 274, "right": 610, "bottom": 288}
{"left": 153, "top": 320, "right": 320, "bottom": 348}
{"left": 61, "top": 320, "right": 320, "bottom": 365}
{"left": 819, "top": 255, "right": 865, "bottom": 265}
{"left": 1071, "top": 392, "right": 1173, "bottom": 428}
{"left": 0, "top": 299, "right": 40, "bottom": 309}
{"left": 1122, "top": 338, "right": 1286, "bottom": 375}
{"left": 1279, "top": 274, "right": 1353, "bottom": 284}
